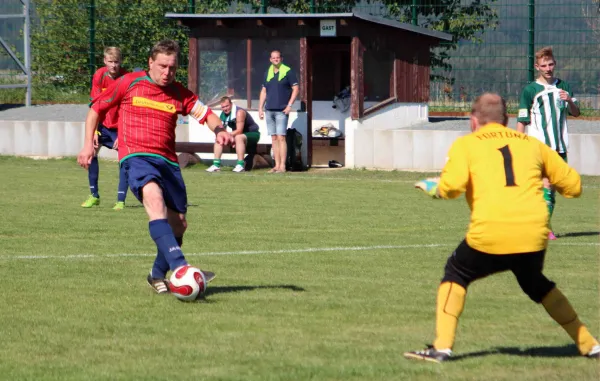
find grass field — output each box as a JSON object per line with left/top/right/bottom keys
{"left": 0, "top": 156, "right": 598, "bottom": 381}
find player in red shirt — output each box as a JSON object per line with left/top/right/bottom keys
{"left": 81, "top": 46, "right": 130, "bottom": 210}
{"left": 78, "top": 39, "right": 231, "bottom": 295}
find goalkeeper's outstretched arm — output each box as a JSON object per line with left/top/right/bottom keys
{"left": 416, "top": 138, "right": 469, "bottom": 199}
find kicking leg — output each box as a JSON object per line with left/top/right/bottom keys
{"left": 166, "top": 205, "right": 215, "bottom": 282}
{"left": 143, "top": 182, "right": 187, "bottom": 284}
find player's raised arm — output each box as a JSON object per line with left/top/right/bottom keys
{"left": 187, "top": 98, "right": 232, "bottom": 146}
{"left": 559, "top": 87, "right": 580, "bottom": 117}
{"left": 206, "top": 112, "right": 233, "bottom": 146}
{"left": 415, "top": 139, "right": 469, "bottom": 199}
{"left": 539, "top": 142, "right": 581, "bottom": 198}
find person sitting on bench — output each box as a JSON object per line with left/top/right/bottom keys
{"left": 206, "top": 96, "right": 261, "bottom": 173}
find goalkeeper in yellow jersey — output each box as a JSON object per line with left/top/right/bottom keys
{"left": 406, "top": 93, "right": 599, "bottom": 363}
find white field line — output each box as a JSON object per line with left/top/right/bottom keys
{"left": 0, "top": 242, "right": 597, "bottom": 261}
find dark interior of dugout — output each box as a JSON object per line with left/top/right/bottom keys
{"left": 166, "top": 11, "right": 451, "bottom": 166}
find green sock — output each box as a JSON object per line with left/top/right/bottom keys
{"left": 213, "top": 159, "right": 221, "bottom": 167}
{"left": 236, "top": 160, "right": 244, "bottom": 166}
{"left": 543, "top": 188, "right": 555, "bottom": 218}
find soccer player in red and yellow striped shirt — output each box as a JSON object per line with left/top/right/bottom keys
{"left": 81, "top": 46, "right": 130, "bottom": 210}
{"left": 78, "top": 40, "right": 232, "bottom": 294}
{"left": 406, "top": 93, "right": 599, "bottom": 363}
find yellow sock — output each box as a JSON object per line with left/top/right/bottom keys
{"left": 542, "top": 287, "right": 599, "bottom": 355}
{"left": 433, "top": 282, "right": 467, "bottom": 350}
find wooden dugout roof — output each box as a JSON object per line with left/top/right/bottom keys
{"left": 165, "top": 10, "right": 452, "bottom": 111}
{"left": 166, "top": 11, "right": 452, "bottom": 42}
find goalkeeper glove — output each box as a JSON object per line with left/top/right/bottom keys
{"left": 415, "top": 178, "right": 440, "bottom": 198}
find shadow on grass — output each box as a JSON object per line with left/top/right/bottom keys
{"left": 204, "top": 284, "right": 305, "bottom": 297}
{"left": 452, "top": 344, "right": 580, "bottom": 361}
{"left": 428, "top": 116, "right": 469, "bottom": 123}
{"left": 555, "top": 231, "right": 600, "bottom": 238}
{"left": 125, "top": 203, "right": 198, "bottom": 208}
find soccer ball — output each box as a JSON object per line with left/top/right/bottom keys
{"left": 169, "top": 265, "right": 207, "bottom": 301}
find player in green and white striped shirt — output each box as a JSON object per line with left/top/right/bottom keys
{"left": 517, "top": 46, "right": 580, "bottom": 240}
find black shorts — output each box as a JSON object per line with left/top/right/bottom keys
{"left": 442, "top": 240, "right": 555, "bottom": 303}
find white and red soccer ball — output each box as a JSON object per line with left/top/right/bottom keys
{"left": 169, "top": 265, "right": 207, "bottom": 301}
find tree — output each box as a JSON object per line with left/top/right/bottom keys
{"left": 377, "top": 0, "right": 500, "bottom": 84}
{"left": 583, "top": 0, "right": 600, "bottom": 54}
{"left": 29, "top": 0, "right": 499, "bottom": 94}
{"left": 30, "top": 0, "right": 190, "bottom": 92}
{"left": 30, "top": 0, "right": 89, "bottom": 91}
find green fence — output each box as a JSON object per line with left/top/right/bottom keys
{"left": 1, "top": 0, "right": 599, "bottom": 115}
{"left": 350, "top": 0, "right": 600, "bottom": 115}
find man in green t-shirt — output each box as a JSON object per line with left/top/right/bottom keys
{"left": 516, "top": 46, "right": 580, "bottom": 240}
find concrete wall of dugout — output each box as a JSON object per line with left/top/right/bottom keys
{"left": 343, "top": 104, "right": 600, "bottom": 175}
{"left": 1, "top": 113, "right": 599, "bottom": 175}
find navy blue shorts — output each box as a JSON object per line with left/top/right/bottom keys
{"left": 97, "top": 124, "right": 118, "bottom": 149}
{"left": 122, "top": 156, "right": 188, "bottom": 214}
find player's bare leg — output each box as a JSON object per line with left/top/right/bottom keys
{"left": 206, "top": 142, "right": 224, "bottom": 172}
{"left": 269, "top": 136, "right": 279, "bottom": 173}
{"left": 277, "top": 134, "right": 287, "bottom": 173}
{"left": 233, "top": 134, "right": 247, "bottom": 173}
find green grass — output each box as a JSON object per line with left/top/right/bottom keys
{"left": 0, "top": 156, "right": 598, "bottom": 381}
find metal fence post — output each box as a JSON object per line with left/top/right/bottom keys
{"left": 24, "top": 0, "right": 31, "bottom": 106}
{"left": 89, "top": 0, "right": 95, "bottom": 87}
{"left": 528, "top": 0, "right": 535, "bottom": 83}
{"left": 310, "top": 0, "right": 316, "bottom": 13}
{"left": 412, "top": 0, "right": 418, "bottom": 26}
{"left": 260, "top": 0, "right": 267, "bottom": 13}
{"left": 188, "top": 0, "right": 195, "bottom": 14}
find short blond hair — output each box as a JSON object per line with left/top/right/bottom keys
{"left": 471, "top": 92, "right": 508, "bottom": 126}
{"left": 103, "top": 46, "right": 121, "bottom": 61}
{"left": 535, "top": 46, "right": 554, "bottom": 63}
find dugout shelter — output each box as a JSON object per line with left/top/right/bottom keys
{"left": 166, "top": 11, "right": 452, "bottom": 168}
